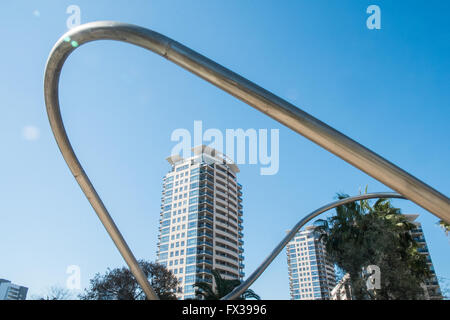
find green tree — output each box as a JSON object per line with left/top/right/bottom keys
{"left": 193, "top": 269, "right": 260, "bottom": 300}
{"left": 314, "top": 194, "right": 431, "bottom": 300}
{"left": 79, "top": 260, "right": 179, "bottom": 300}
{"left": 438, "top": 220, "right": 450, "bottom": 236}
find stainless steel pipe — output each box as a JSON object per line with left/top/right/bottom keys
{"left": 44, "top": 21, "right": 449, "bottom": 300}
{"left": 222, "top": 192, "right": 406, "bottom": 300}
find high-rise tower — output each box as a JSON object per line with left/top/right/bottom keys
{"left": 286, "top": 226, "right": 336, "bottom": 300}
{"left": 405, "top": 214, "right": 443, "bottom": 300}
{"left": 156, "top": 145, "right": 244, "bottom": 299}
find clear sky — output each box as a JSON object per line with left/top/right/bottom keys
{"left": 0, "top": 1, "right": 449, "bottom": 299}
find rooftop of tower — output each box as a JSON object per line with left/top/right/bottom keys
{"left": 166, "top": 145, "right": 240, "bottom": 173}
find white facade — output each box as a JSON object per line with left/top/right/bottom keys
{"left": 156, "top": 146, "right": 244, "bottom": 299}
{"left": 286, "top": 226, "right": 336, "bottom": 300}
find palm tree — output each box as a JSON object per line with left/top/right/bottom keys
{"left": 438, "top": 220, "right": 450, "bottom": 236}
{"left": 314, "top": 193, "right": 431, "bottom": 300}
{"left": 193, "top": 269, "right": 260, "bottom": 300}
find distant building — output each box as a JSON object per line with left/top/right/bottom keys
{"left": 405, "top": 214, "right": 443, "bottom": 300}
{"left": 0, "top": 279, "right": 28, "bottom": 300}
{"left": 286, "top": 226, "right": 336, "bottom": 300}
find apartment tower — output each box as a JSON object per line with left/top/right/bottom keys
{"left": 405, "top": 214, "right": 443, "bottom": 300}
{"left": 286, "top": 226, "right": 336, "bottom": 300}
{"left": 156, "top": 146, "right": 244, "bottom": 299}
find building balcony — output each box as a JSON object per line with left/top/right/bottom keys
{"left": 227, "top": 177, "right": 236, "bottom": 186}
{"left": 198, "top": 223, "right": 213, "bottom": 230}
{"left": 215, "top": 189, "right": 228, "bottom": 198}
{"left": 215, "top": 226, "right": 238, "bottom": 239}
{"left": 198, "top": 215, "right": 214, "bottom": 223}
{"left": 197, "top": 240, "right": 214, "bottom": 247}
{"left": 215, "top": 233, "right": 238, "bottom": 246}
{"left": 199, "top": 207, "right": 214, "bottom": 214}
{"left": 228, "top": 198, "right": 238, "bottom": 208}
{"left": 199, "top": 190, "right": 214, "bottom": 198}
{"left": 199, "top": 198, "right": 214, "bottom": 206}
{"left": 216, "top": 197, "right": 228, "bottom": 206}
{"left": 196, "top": 268, "right": 212, "bottom": 275}
{"left": 228, "top": 181, "right": 237, "bottom": 191}
{"left": 215, "top": 252, "right": 239, "bottom": 265}
{"left": 215, "top": 173, "right": 227, "bottom": 183}
{"left": 227, "top": 207, "right": 238, "bottom": 216}
{"left": 197, "top": 231, "right": 214, "bottom": 239}
{"left": 227, "top": 187, "right": 237, "bottom": 196}
{"left": 215, "top": 209, "right": 228, "bottom": 218}
{"left": 200, "top": 175, "right": 214, "bottom": 184}
{"left": 195, "top": 277, "right": 212, "bottom": 284}
{"left": 215, "top": 201, "right": 227, "bottom": 210}
{"left": 199, "top": 184, "right": 214, "bottom": 192}
{"left": 227, "top": 171, "right": 236, "bottom": 180}
{"left": 215, "top": 259, "right": 239, "bottom": 271}
{"left": 199, "top": 169, "right": 214, "bottom": 177}
{"left": 215, "top": 243, "right": 239, "bottom": 257}
{"left": 215, "top": 180, "right": 227, "bottom": 189}
{"left": 196, "top": 259, "right": 213, "bottom": 266}
{"left": 197, "top": 249, "right": 213, "bottom": 256}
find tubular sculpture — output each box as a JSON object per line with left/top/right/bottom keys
{"left": 44, "top": 21, "right": 450, "bottom": 300}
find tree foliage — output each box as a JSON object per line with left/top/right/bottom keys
{"left": 79, "top": 260, "right": 179, "bottom": 300}
{"left": 35, "top": 286, "right": 73, "bottom": 300}
{"left": 193, "top": 269, "right": 260, "bottom": 300}
{"left": 438, "top": 220, "right": 450, "bottom": 236}
{"left": 314, "top": 194, "right": 431, "bottom": 300}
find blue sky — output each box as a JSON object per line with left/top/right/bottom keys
{"left": 0, "top": 1, "right": 449, "bottom": 299}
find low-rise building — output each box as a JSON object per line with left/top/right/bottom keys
{"left": 0, "top": 279, "right": 28, "bottom": 300}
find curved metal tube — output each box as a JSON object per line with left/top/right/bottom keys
{"left": 44, "top": 21, "right": 449, "bottom": 299}
{"left": 222, "top": 192, "right": 406, "bottom": 300}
